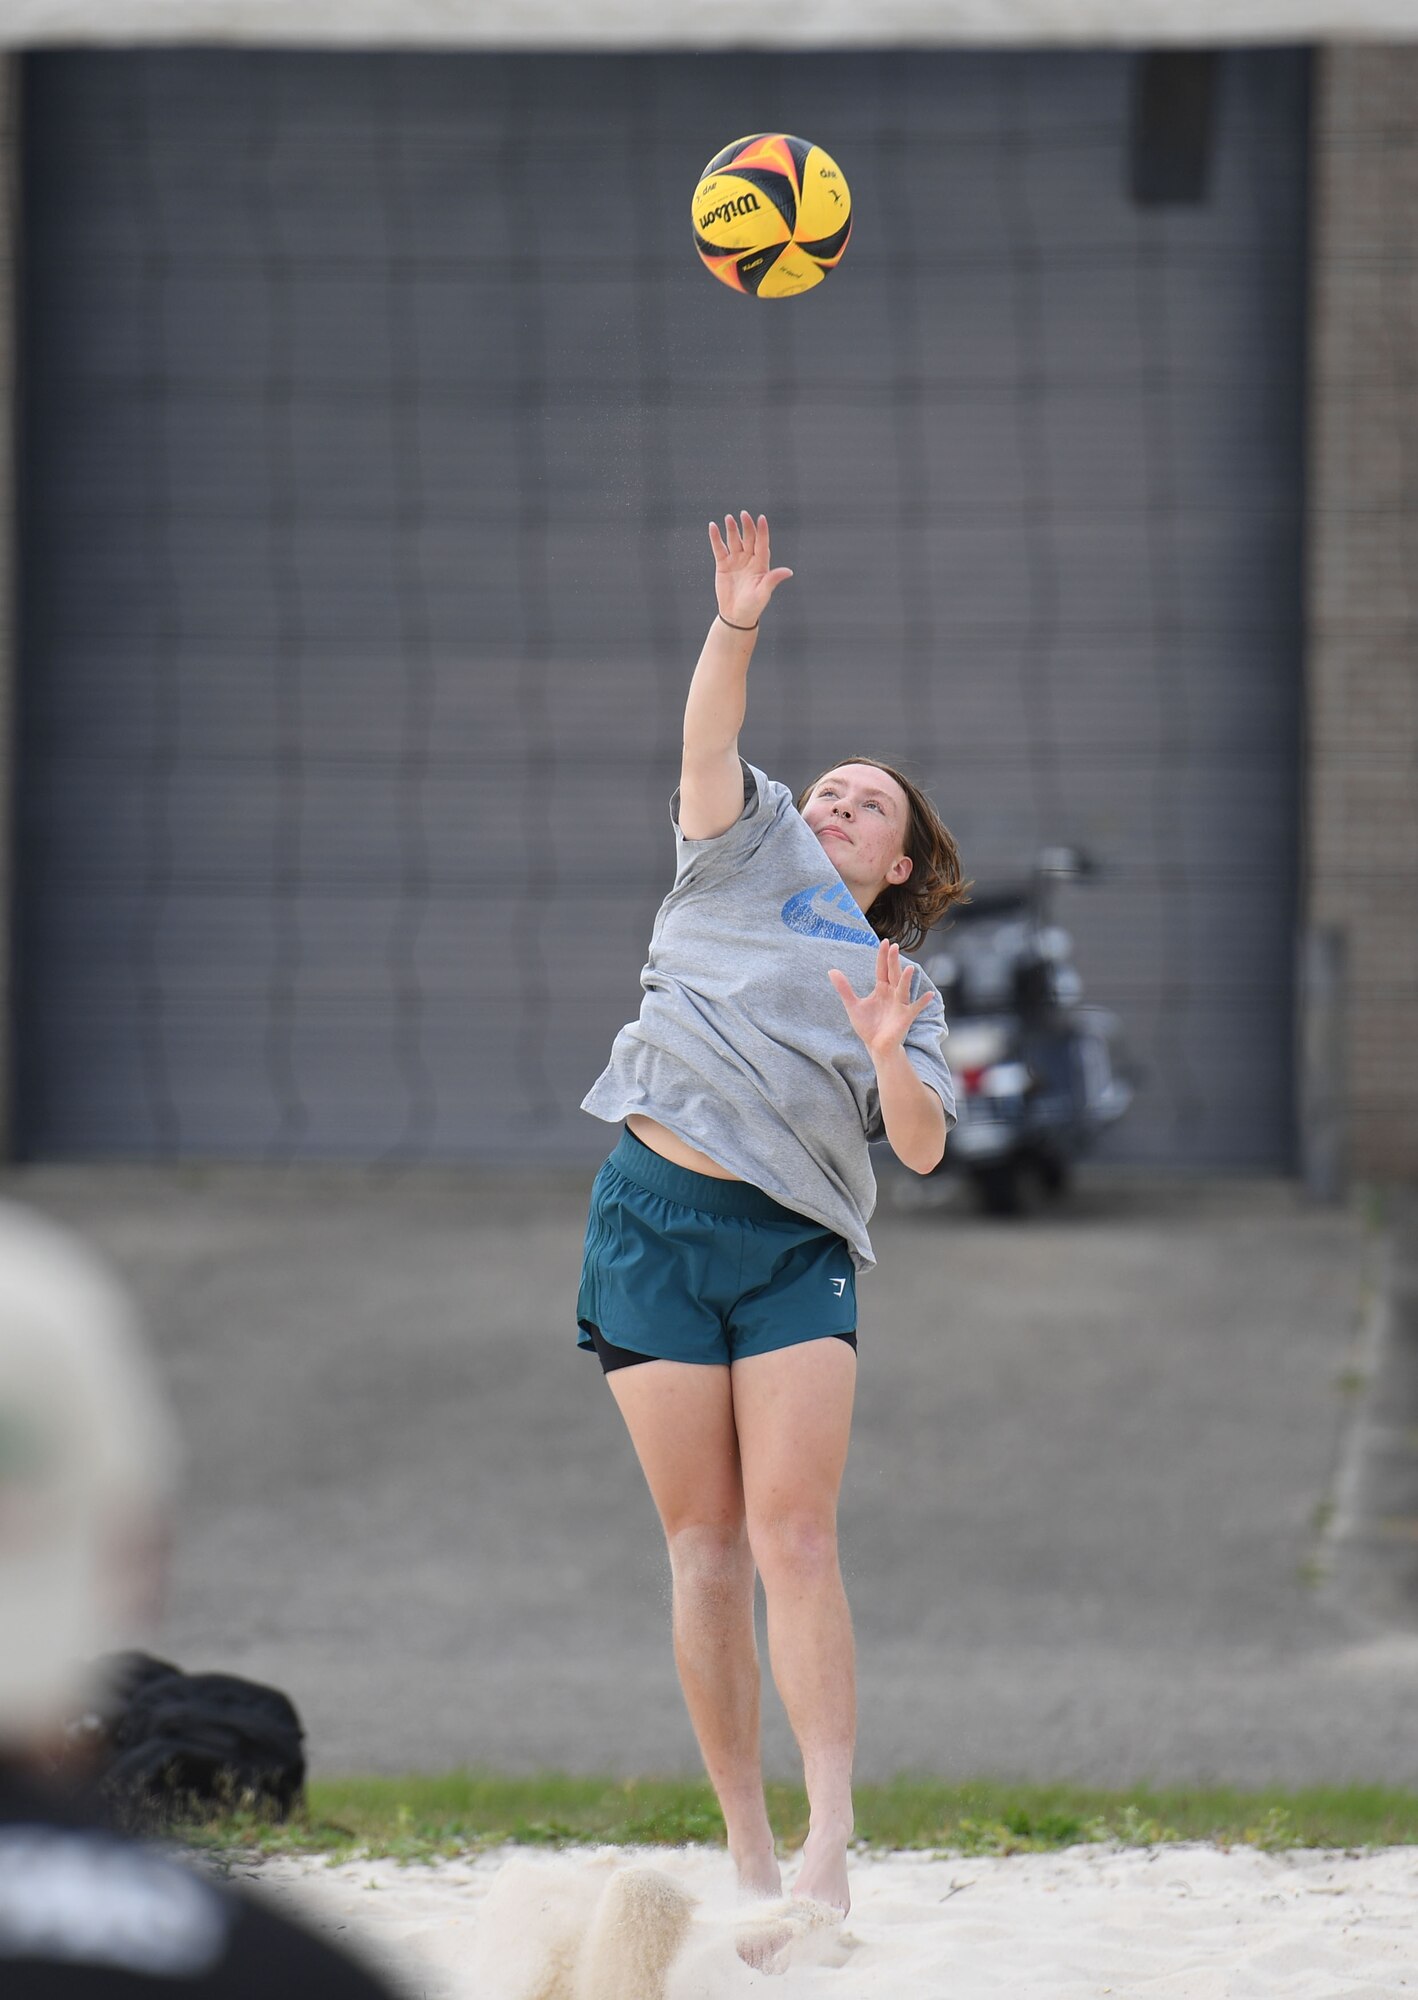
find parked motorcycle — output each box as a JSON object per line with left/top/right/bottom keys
{"left": 921, "top": 848, "right": 1134, "bottom": 1216}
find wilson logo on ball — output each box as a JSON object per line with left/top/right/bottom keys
{"left": 690, "top": 132, "right": 852, "bottom": 299}
{"left": 697, "top": 190, "right": 763, "bottom": 231}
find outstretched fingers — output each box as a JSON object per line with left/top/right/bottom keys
{"left": 874, "top": 938, "right": 906, "bottom": 997}
{"left": 707, "top": 510, "right": 795, "bottom": 613}
{"left": 707, "top": 511, "right": 773, "bottom": 562}
{"left": 887, "top": 941, "right": 934, "bottom": 1020}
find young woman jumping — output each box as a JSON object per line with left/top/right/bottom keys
{"left": 578, "top": 511, "right": 970, "bottom": 1917}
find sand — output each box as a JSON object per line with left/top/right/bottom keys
{"left": 236, "top": 1840, "right": 1418, "bottom": 1998}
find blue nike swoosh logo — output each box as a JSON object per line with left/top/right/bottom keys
{"left": 780, "top": 884, "right": 879, "bottom": 946}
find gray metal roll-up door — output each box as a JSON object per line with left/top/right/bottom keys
{"left": 15, "top": 48, "right": 1308, "bottom": 1166}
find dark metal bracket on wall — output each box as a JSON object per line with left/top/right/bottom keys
{"left": 1130, "top": 51, "right": 1220, "bottom": 205}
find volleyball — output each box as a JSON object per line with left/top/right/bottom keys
{"left": 691, "top": 133, "right": 852, "bottom": 298}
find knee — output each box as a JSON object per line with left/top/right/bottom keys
{"left": 749, "top": 1512, "right": 840, "bottom": 1588}
{"left": 665, "top": 1521, "right": 753, "bottom": 1601}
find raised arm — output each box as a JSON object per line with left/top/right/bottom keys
{"left": 678, "top": 511, "right": 793, "bottom": 840}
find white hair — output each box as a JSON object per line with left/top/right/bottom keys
{"left": 0, "top": 1202, "right": 180, "bottom": 1735}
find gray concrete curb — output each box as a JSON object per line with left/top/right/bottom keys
{"left": 1316, "top": 1188, "right": 1418, "bottom": 1629}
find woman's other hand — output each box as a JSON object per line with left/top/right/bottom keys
{"left": 828, "top": 940, "right": 934, "bottom": 1062}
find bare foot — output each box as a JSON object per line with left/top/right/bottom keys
{"left": 793, "top": 1823, "right": 851, "bottom": 1915}
{"left": 730, "top": 1838, "right": 782, "bottom": 1902}
{"left": 734, "top": 1911, "right": 794, "bottom": 1974}
{"left": 734, "top": 1897, "right": 843, "bottom": 1973}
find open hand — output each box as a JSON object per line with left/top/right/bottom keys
{"left": 828, "top": 939, "right": 933, "bottom": 1062}
{"left": 709, "top": 511, "right": 794, "bottom": 628}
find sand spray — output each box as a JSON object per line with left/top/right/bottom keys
{"left": 468, "top": 1849, "right": 848, "bottom": 1997}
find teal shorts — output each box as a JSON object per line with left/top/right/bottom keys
{"left": 576, "top": 1126, "right": 858, "bottom": 1366}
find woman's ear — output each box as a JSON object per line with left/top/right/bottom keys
{"left": 889, "top": 853, "right": 914, "bottom": 886}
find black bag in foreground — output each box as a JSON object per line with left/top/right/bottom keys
{"left": 89, "top": 1650, "right": 307, "bottom": 1826}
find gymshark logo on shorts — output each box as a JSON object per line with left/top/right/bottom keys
{"left": 780, "top": 882, "right": 878, "bottom": 947}
{"left": 830, "top": 1277, "right": 848, "bottom": 1296}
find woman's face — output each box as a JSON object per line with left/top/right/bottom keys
{"left": 801, "top": 764, "right": 914, "bottom": 905}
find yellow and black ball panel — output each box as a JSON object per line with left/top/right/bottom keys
{"left": 691, "top": 245, "right": 816, "bottom": 296}
{"left": 693, "top": 244, "right": 771, "bottom": 295}
{"left": 749, "top": 246, "right": 826, "bottom": 298}
{"left": 799, "top": 213, "right": 852, "bottom": 268}
{"left": 702, "top": 132, "right": 772, "bottom": 175}
{"left": 691, "top": 170, "right": 793, "bottom": 256}
{"left": 705, "top": 132, "right": 804, "bottom": 191}
{"left": 694, "top": 247, "right": 749, "bottom": 292}
{"left": 793, "top": 143, "right": 851, "bottom": 252}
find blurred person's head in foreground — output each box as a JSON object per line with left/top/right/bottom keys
{"left": 0, "top": 1200, "right": 179, "bottom": 1762}
{"left": 0, "top": 1204, "right": 404, "bottom": 2000}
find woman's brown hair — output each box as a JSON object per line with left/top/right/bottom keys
{"left": 796, "top": 756, "right": 972, "bottom": 951}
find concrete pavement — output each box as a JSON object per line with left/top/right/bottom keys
{"left": 5, "top": 1158, "right": 1415, "bottom": 1788}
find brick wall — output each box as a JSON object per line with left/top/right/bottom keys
{"left": 0, "top": 58, "right": 13, "bottom": 1158}
{"left": 1307, "top": 45, "right": 1418, "bottom": 1180}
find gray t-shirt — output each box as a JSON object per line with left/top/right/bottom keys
{"left": 581, "top": 760, "right": 956, "bottom": 1273}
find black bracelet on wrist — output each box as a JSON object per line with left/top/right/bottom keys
{"left": 717, "top": 611, "right": 760, "bottom": 632}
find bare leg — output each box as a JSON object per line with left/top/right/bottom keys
{"left": 734, "top": 1338, "right": 858, "bottom": 1915}
{"left": 607, "top": 1359, "right": 781, "bottom": 1898}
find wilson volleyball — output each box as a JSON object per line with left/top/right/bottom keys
{"left": 692, "top": 133, "right": 852, "bottom": 298}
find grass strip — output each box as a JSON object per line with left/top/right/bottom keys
{"left": 170, "top": 1773, "right": 1418, "bottom": 1866}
